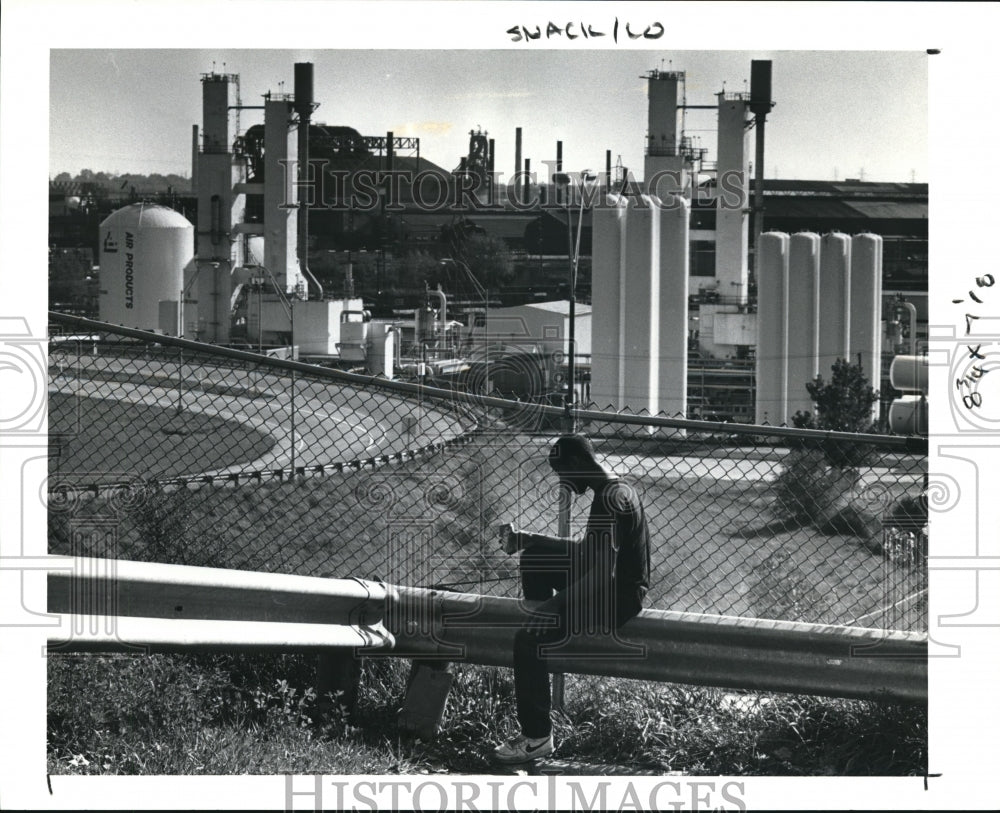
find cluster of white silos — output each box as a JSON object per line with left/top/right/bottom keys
{"left": 754, "top": 231, "right": 883, "bottom": 425}
{"left": 97, "top": 202, "right": 195, "bottom": 332}
{"left": 591, "top": 193, "right": 689, "bottom": 418}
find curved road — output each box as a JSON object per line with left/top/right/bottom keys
{"left": 49, "top": 357, "right": 471, "bottom": 480}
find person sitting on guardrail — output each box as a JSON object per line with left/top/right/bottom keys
{"left": 494, "top": 433, "right": 651, "bottom": 764}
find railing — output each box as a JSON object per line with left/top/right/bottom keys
{"left": 47, "top": 558, "right": 394, "bottom": 653}
{"left": 47, "top": 558, "right": 926, "bottom": 704}
{"left": 48, "top": 312, "right": 928, "bottom": 638}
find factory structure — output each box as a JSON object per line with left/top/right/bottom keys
{"left": 56, "top": 58, "right": 926, "bottom": 430}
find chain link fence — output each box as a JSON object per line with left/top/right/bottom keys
{"left": 48, "top": 313, "right": 928, "bottom": 633}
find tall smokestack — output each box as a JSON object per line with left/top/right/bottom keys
{"left": 294, "top": 62, "right": 322, "bottom": 299}
{"left": 606, "top": 149, "right": 612, "bottom": 191}
{"left": 556, "top": 140, "right": 563, "bottom": 204}
{"left": 191, "top": 124, "right": 199, "bottom": 193}
{"left": 488, "top": 137, "right": 495, "bottom": 205}
{"left": 750, "top": 60, "right": 774, "bottom": 279}
{"left": 515, "top": 127, "right": 523, "bottom": 205}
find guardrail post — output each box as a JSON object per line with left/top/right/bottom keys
{"left": 397, "top": 659, "right": 454, "bottom": 740}
{"left": 316, "top": 650, "right": 364, "bottom": 719}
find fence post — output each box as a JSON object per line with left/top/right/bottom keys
{"left": 553, "top": 444, "right": 573, "bottom": 712}
{"left": 290, "top": 368, "right": 297, "bottom": 480}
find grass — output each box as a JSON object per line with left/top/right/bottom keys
{"left": 48, "top": 654, "right": 927, "bottom": 776}
{"left": 49, "top": 392, "right": 274, "bottom": 479}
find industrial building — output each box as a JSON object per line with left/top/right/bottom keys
{"left": 49, "top": 56, "right": 927, "bottom": 427}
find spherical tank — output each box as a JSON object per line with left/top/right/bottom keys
{"left": 786, "top": 232, "right": 821, "bottom": 417}
{"left": 849, "top": 233, "right": 883, "bottom": 397}
{"left": 754, "top": 232, "right": 790, "bottom": 425}
{"left": 98, "top": 203, "right": 194, "bottom": 331}
{"left": 817, "top": 231, "right": 852, "bottom": 379}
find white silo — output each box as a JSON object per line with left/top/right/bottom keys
{"left": 657, "top": 193, "right": 689, "bottom": 419}
{"left": 786, "top": 232, "right": 821, "bottom": 418}
{"left": 590, "top": 194, "right": 628, "bottom": 409}
{"left": 620, "top": 195, "right": 661, "bottom": 418}
{"left": 715, "top": 93, "right": 751, "bottom": 304}
{"left": 264, "top": 95, "right": 302, "bottom": 294}
{"left": 98, "top": 203, "right": 194, "bottom": 332}
{"left": 849, "top": 233, "right": 884, "bottom": 402}
{"left": 643, "top": 70, "right": 686, "bottom": 194}
{"left": 817, "top": 232, "right": 852, "bottom": 379}
{"left": 754, "top": 231, "right": 790, "bottom": 425}
{"left": 195, "top": 71, "right": 245, "bottom": 344}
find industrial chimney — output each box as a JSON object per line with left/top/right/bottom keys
{"left": 294, "top": 62, "right": 323, "bottom": 299}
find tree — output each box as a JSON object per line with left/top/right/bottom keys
{"left": 447, "top": 230, "right": 514, "bottom": 292}
{"left": 792, "top": 357, "right": 879, "bottom": 434}
{"left": 764, "top": 357, "right": 883, "bottom": 540}
{"left": 791, "top": 357, "right": 880, "bottom": 468}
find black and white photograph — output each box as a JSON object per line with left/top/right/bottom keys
{"left": 2, "top": 1, "right": 999, "bottom": 810}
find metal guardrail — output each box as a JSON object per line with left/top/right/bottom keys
{"left": 45, "top": 559, "right": 926, "bottom": 703}
{"left": 47, "top": 558, "right": 394, "bottom": 653}
{"left": 387, "top": 587, "right": 926, "bottom": 704}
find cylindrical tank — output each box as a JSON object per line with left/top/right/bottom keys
{"left": 658, "top": 193, "right": 689, "bottom": 421}
{"left": 416, "top": 306, "right": 438, "bottom": 344}
{"left": 754, "top": 231, "right": 790, "bottom": 425}
{"left": 98, "top": 203, "right": 194, "bottom": 331}
{"left": 622, "top": 195, "right": 659, "bottom": 418}
{"left": 889, "top": 354, "right": 929, "bottom": 393}
{"left": 590, "top": 194, "right": 628, "bottom": 410}
{"left": 246, "top": 235, "right": 265, "bottom": 265}
{"left": 850, "top": 233, "right": 883, "bottom": 400}
{"left": 786, "top": 232, "right": 821, "bottom": 418}
{"left": 817, "top": 231, "right": 852, "bottom": 379}
{"left": 889, "top": 395, "right": 928, "bottom": 435}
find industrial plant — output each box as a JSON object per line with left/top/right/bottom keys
{"left": 49, "top": 57, "right": 928, "bottom": 430}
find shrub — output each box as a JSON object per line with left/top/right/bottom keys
{"left": 792, "top": 357, "right": 880, "bottom": 469}
{"left": 771, "top": 449, "right": 860, "bottom": 525}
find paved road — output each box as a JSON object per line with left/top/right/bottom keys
{"left": 49, "top": 358, "right": 470, "bottom": 479}
{"left": 603, "top": 453, "right": 922, "bottom": 489}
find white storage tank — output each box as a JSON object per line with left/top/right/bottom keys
{"left": 817, "top": 231, "right": 852, "bottom": 379}
{"left": 786, "top": 232, "right": 821, "bottom": 418}
{"left": 590, "top": 194, "right": 628, "bottom": 410}
{"left": 98, "top": 203, "right": 194, "bottom": 331}
{"left": 754, "top": 231, "right": 790, "bottom": 425}
{"left": 849, "top": 233, "right": 884, "bottom": 402}
{"left": 657, "top": 192, "right": 689, "bottom": 421}
{"left": 622, "top": 195, "right": 660, "bottom": 419}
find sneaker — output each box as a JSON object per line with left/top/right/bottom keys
{"left": 493, "top": 733, "right": 554, "bottom": 764}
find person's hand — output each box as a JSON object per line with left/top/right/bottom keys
{"left": 498, "top": 523, "right": 520, "bottom": 555}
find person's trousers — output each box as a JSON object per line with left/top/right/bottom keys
{"left": 512, "top": 539, "right": 623, "bottom": 739}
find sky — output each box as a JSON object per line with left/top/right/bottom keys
{"left": 49, "top": 49, "right": 928, "bottom": 184}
